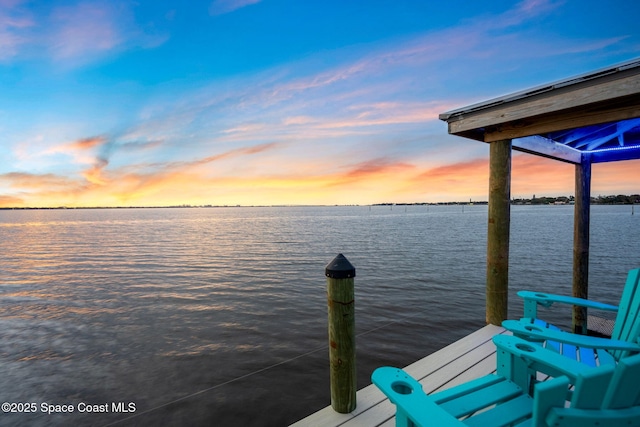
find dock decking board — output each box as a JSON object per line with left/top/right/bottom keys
{"left": 291, "top": 324, "right": 508, "bottom": 427}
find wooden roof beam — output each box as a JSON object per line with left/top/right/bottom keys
{"left": 441, "top": 67, "right": 640, "bottom": 142}
{"left": 512, "top": 136, "right": 582, "bottom": 164}
{"left": 483, "top": 94, "right": 640, "bottom": 142}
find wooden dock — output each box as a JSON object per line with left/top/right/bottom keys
{"left": 291, "top": 324, "right": 508, "bottom": 427}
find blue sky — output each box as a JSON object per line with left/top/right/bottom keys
{"left": 1, "top": 0, "right": 639, "bottom": 207}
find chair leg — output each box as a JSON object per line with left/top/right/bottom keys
{"left": 396, "top": 410, "right": 416, "bottom": 427}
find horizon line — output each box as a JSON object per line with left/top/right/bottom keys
{"left": 2, "top": 194, "right": 639, "bottom": 211}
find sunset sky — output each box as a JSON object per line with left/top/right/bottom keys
{"left": 1, "top": 0, "right": 639, "bottom": 207}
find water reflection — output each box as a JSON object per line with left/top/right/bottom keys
{"left": 0, "top": 205, "right": 637, "bottom": 425}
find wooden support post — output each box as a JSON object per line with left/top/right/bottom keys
{"left": 486, "top": 139, "right": 512, "bottom": 325}
{"left": 573, "top": 157, "right": 591, "bottom": 334}
{"left": 326, "top": 254, "right": 356, "bottom": 413}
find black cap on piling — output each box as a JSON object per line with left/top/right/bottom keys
{"left": 325, "top": 254, "right": 356, "bottom": 279}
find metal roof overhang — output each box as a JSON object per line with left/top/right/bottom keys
{"left": 439, "top": 58, "right": 640, "bottom": 164}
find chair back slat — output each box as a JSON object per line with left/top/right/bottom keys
{"left": 544, "top": 353, "right": 640, "bottom": 426}
{"left": 611, "top": 268, "right": 640, "bottom": 361}
{"left": 571, "top": 364, "right": 614, "bottom": 409}
{"left": 602, "top": 352, "right": 640, "bottom": 409}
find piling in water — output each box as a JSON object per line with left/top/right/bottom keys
{"left": 325, "top": 254, "right": 356, "bottom": 413}
{"left": 486, "top": 139, "right": 511, "bottom": 325}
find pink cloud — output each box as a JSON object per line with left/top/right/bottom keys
{"left": 0, "top": 194, "right": 24, "bottom": 206}
{"left": 64, "top": 136, "right": 107, "bottom": 151}
{"left": 317, "top": 158, "right": 417, "bottom": 190}
{"left": 78, "top": 153, "right": 110, "bottom": 186}
{"left": 167, "top": 141, "right": 282, "bottom": 169}
{"left": 1, "top": 171, "right": 80, "bottom": 191}
{"left": 44, "top": 135, "right": 108, "bottom": 166}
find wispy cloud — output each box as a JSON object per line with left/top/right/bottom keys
{"left": 207, "top": 0, "right": 596, "bottom": 120}
{"left": 317, "top": 102, "right": 453, "bottom": 129}
{"left": 485, "top": 0, "right": 563, "bottom": 30}
{"left": 416, "top": 158, "right": 489, "bottom": 197}
{"left": 0, "top": 0, "right": 33, "bottom": 60}
{"left": 0, "top": 1, "right": 168, "bottom": 66}
{"left": 44, "top": 135, "right": 109, "bottom": 167}
{"left": 176, "top": 141, "right": 282, "bottom": 170}
{"left": 54, "top": 135, "right": 107, "bottom": 153}
{"left": 209, "top": 0, "right": 261, "bottom": 16}
{"left": 48, "top": 2, "right": 123, "bottom": 60}
{"left": 1, "top": 171, "right": 82, "bottom": 192}
{"left": 329, "top": 158, "right": 415, "bottom": 187}
{"left": 115, "top": 0, "right": 632, "bottom": 159}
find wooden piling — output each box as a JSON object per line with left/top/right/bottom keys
{"left": 573, "top": 157, "right": 591, "bottom": 334}
{"left": 325, "top": 254, "right": 356, "bottom": 413}
{"left": 486, "top": 139, "right": 511, "bottom": 325}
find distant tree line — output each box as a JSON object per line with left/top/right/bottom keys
{"left": 591, "top": 194, "right": 640, "bottom": 204}
{"left": 512, "top": 194, "right": 640, "bottom": 205}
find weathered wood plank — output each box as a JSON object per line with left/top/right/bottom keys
{"left": 429, "top": 349, "right": 498, "bottom": 393}
{"left": 447, "top": 73, "right": 640, "bottom": 136}
{"left": 482, "top": 98, "right": 640, "bottom": 142}
{"left": 511, "top": 136, "right": 582, "bottom": 164}
{"left": 404, "top": 324, "right": 505, "bottom": 380}
{"left": 337, "top": 397, "right": 395, "bottom": 427}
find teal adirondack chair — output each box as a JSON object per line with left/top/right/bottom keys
{"left": 372, "top": 334, "right": 640, "bottom": 427}
{"left": 503, "top": 268, "right": 640, "bottom": 367}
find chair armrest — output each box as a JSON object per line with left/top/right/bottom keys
{"left": 502, "top": 320, "right": 640, "bottom": 352}
{"left": 517, "top": 291, "right": 618, "bottom": 318}
{"left": 492, "top": 335, "right": 596, "bottom": 384}
{"left": 372, "top": 367, "right": 465, "bottom": 427}
{"left": 518, "top": 291, "right": 619, "bottom": 310}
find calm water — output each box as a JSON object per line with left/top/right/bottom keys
{"left": 0, "top": 205, "right": 638, "bottom": 426}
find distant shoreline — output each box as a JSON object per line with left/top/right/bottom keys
{"left": 1, "top": 194, "right": 638, "bottom": 210}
